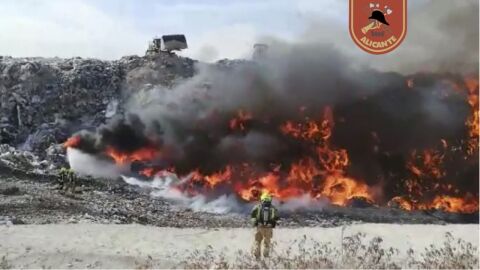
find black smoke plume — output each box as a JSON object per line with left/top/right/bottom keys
{"left": 68, "top": 40, "right": 478, "bottom": 205}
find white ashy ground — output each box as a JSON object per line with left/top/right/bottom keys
{"left": 0, "top": 224, "right": 478, "bottom": 268}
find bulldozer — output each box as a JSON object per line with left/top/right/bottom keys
{"left": 146, "top": 34, "right": 188, "bottom": 55}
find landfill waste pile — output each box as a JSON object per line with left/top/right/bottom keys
{"left": 0, "top": 45, "right": 478, "bottom": 226}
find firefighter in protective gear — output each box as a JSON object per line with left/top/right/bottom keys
{"left": 58, "top": 167, "right": 76, "bottom": 194}
{"left": 251, "top": 192, "right": 279, "bottom": 259}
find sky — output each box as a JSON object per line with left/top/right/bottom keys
{"left": 0, "top": 0, "right": 344, "bottom": 61}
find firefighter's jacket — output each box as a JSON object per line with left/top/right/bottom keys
{"left": 59, "top": 168, "right": 75, "bottom": 182}
{"left": 251, "top": 202, "right": 279, "bottom": 227}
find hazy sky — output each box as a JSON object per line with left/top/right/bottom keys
{"left": 0, "top": 0, "right": 344, "bottom": 61}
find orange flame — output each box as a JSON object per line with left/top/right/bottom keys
{"left": 139, "top": 167, "right": 155, "bottom": 177}
{"left": 388, "top": 196, "right": 414, "bottom": 211}
{"left": 97, "top": 83, "right": 478, "bottom": 213}
{"left": 105, "top": 146, "right": 159, "bottom": 164}
{"left": 406, "top": 78, "right": 414, "bottom": 88}
{"left": 176, "top": 106, "right": 373, "bottom": 207}
{"left": 229, "top": 110, "right": 253, "bottom": 131}
{"left": 407, "top": 147, "right": 445, "bottom": 180}
{"left": 280, "top": 106, "right": 333, "bottom": 141}
{"left": 388, "top": 195, "right": 478, "bottom": 214}
{"left": 428, "top": 195, "right": 478, "bottom": 213}
{"left": 321, "top": 175, "right": 372, "bottom": 205}
{"left": 63, "top": 136, "right": 81, "bottom": 148}
{"left": 464, "top": 77, "right": 479, "bottom": 156}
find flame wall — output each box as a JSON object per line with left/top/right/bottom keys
{"left": 64, "top": 16, "right": 479, "bottom": 213}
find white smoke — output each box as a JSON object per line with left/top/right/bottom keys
{"left": 67, "top": 148, "right": 126, "bottom": 178}
{"left": 277, "top": 195, "right": 329, "bottom": 212}
{"left": 68, "top": 147, "right": 332, "bottom": 213}
{"left": 120, "top": 171, "right": 329, "bottom": 214}
{"left": 121, "top": 173, "right": 250, "bottom": 214}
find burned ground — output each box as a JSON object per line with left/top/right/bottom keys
{"left": 0, "top": 41, "right": 478, "bottom": 221}
{"left": 0, "top": 166, "right": 477, "bottom": 227}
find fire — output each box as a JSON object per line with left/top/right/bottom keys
{"left": 177, "top": 158, "right": 372, "bottom": 206}
{"left": 64, "top": 75, "right": 478, "bottom": 214}
{"left": 321, "top": 175, "right": 372, "bottom": 205}
{"left": 401, "top": 76, "right": 479, "bottom": 214}
{"left": 229, "top": 110, "right": 253, "bottom": 131}
{"left": 175, "top": 106, "right": 373, "bottom": 207}
{"left": 428, "top": 195, "right": 478, "bottom": 213}
{"left": 407, "top": 148, "right": 445, "bottom": 180}
{"left": 139, "top": 167, "right": 155, "bottom": 177}
{"left": 63, "top": 136, "right": 81, "bottom": 148}
{"left": 446, "top": 76, "right": 479, "bottom": 156}
{"left": 287, "top": 158, "right": 321, "bottom": 185}
{"left": 406, "top": 78, "right": 414, "bottom": 88}
{"left": 105, "top": 146, "right": 159, "bottom": 164}
{"left": 464, "top": 77, "right": 479, "bottom": 156}
{"left": 403, "top": 139, "right": 472, "bottom": 208}
{"left": 388, "top": 195, "right": 478, "bottom": 214}
{"left": 388, "top": 196, "right": 413, "bottom": 211}
{"left": 203, "top": 166, "right": 232, "bottom": 188}
{"left": 280, "top": 106, "right": 333, "bottom": 141}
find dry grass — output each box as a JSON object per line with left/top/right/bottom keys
{"left": 177, "top": 232, "right": 479, "bottom": 269}
{"left": 0, "top": 256, "right": 12, "bottom": 270}
{"left": 405, "top": 232, "right": 479, "bottom": 269}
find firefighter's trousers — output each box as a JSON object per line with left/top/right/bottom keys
{"left": 254, "top": 226, "right": 273, "bottom": 258}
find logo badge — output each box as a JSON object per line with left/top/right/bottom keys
{"left": 349, "top": 0, "right": 407, "bottom": 54}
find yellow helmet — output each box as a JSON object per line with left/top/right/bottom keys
{"left": 260, "top": 191, "right": 272, "bottom": 202}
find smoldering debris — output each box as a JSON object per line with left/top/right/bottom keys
{"left": 66, "top": 41, "right": 478, "bottom": 212}
{"left": 0, "top": 1, "right": 477, "bottom": 215}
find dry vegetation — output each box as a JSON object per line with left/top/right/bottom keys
{"left": 177, "top": 232, "right": 479, "bottom": 269}
{"left": 1, "top": 231, "right": 477, "bottom": 269}
{"left": 0, "top": 256, "right": 12, "bottom": 270}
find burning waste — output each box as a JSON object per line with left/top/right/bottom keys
{"left": 63, "top": 44, "right": 479, "bottom": 214}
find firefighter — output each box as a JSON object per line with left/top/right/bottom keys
{"left": 251, "top": 192, "right": 279, "bottom": 259}
{"left": 58, "top": 167, "right": 76, "bottom": 194}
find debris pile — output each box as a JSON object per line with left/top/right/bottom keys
{"left": 0, "top": 144, "right": 50, "bottom": 173}
{"left": 0, "top": 53, "right": 196, "bottom": 170}
{"left": 0, "top": 43, "right": 477, "bottom": 222}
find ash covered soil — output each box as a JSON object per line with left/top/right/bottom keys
{"left": 1, "top": 167, "right": 476, "bottom": 227}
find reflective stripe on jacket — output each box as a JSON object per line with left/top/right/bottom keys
{"left": 251, "top": 203, "right": 278, "bottom": 226}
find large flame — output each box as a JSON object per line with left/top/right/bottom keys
{"left": 63, "top": 76, "right": 479, "bottom": 213}
{"left": 388, "top": 195, "right": 478, "bottom": 214}
{"left": 105, "top": 146, "right": 160, "bottom": 165}
{"left": 63, "top": 135, "right": 81, "bottom": 148}
{"left": 464, "top": 77, "right": 479, "bottom": 156}
{"left": 229, "top": 110, "right": 253, "bottom": 131}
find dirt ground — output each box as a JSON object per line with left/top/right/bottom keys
{"left": 1, "top": 223, "right": 478, "bottom": 268}
{"left": 1, "top": 169, "right": 476, "bottom": 228}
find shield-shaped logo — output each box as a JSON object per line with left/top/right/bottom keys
{"left": 349, "top": 0, "right": 407, "bottom": 54}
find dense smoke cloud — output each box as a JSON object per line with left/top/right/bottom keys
{"left": 301, "top": 0, "right": 479, "bottom": 74}
{"left": 70, "top": 43, "right": 476, "bottom": 196}
{"left": 67, "top": 0, "right": 478, "bottom": 208}
{"left": 67, "top": 148, "right": 124, "bottom": 178}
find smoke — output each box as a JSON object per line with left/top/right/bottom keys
{"left": 121, "top": 173, "right": 327, "bottom": 213}
{"left": 69, "top": 42, "right": 476, "bottom": 197}
{"left": 67, "top": 148, "right": 125, "bottom": 178}
{"left": 277, "top": 195, "right": 329, "bottom": 212}
{"left": 65, "top": 0, "right": 478, "bottom": 211}
{"left": 301, "top": 0, "right": 479, "bottom": 74}
{"left": 122, "top": 174, "right": 249, "bottom": 213}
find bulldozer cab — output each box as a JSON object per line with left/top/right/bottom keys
{"left": 153, "top": 38, "right": 162, "bottom": 49}
{"left": 145, "top": 35, "right": 188, "bottom": 55}
{"left": 160, "top": 35, "right": 188, "bottom": 52}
